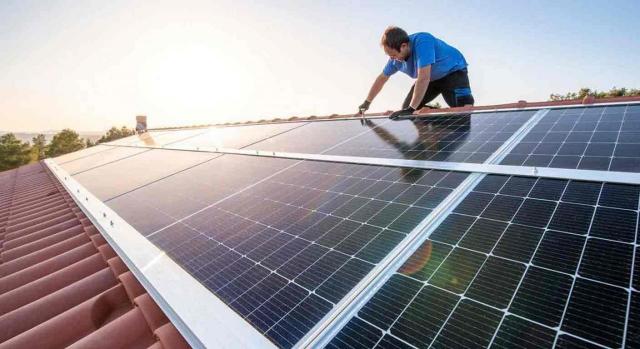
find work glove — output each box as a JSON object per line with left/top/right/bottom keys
{"left": 358, "top": 100, "right": 371, "bottom": 114}
{"left": 389, "top": 106, "right": 415, "bottom": 120}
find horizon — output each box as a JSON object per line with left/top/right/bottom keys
{"left": 1, "top": 0, "right": 639, "bottom": 132}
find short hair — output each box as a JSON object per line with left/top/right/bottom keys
{"left": 381, "top": 26, "right": 409, "bottom": 51}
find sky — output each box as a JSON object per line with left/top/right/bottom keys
{"left": 1, "top": 0, "right": 639, "bottom": 132}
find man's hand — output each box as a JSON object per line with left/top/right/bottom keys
{"left": 358, "top": 100, "right": 371, "bottom": 114}
{"left": 389, "top": 106, "right": 415, "bottom": 120}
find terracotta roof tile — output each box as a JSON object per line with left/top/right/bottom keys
{"left": 0, "top": 163, "right": 191, "bottom": 349}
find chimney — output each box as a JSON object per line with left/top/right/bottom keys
{"left": 136, "top": 115, "right": 147, "bottom": 133}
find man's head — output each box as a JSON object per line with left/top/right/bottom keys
{"left": 381, "top": 26, "right": 410, "bottom": 61}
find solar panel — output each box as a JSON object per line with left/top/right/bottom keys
{"left": 248, "top": 111, "right": 535, "bottom": 162}
{"left": 168, "top": 122, "right": 308, "bottom": 149}
{"left": 107, "top": 155, "right": 294, "bottom": 234}
{"left": 53, "top": 144, "right": 116, "bottom": 164}
{"left": 58, "top": 146, "right": 150, "bottom": 174}
{"left": 108, "top": 127, "right": 209, "bottom": 147}
{"left": 98, "top": 155, "right": 469, "bottom": 347}
{"left": 501, "top": 104, "right": 640, "bottom": 171}
{"left": 72, "top": 149, "right": 217, "bottom": 200}
{"left": 328, "top": 174, "right": 638, "bottom": 348}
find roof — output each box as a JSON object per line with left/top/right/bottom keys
{"left": 0, "top": 162, "right": 190, "bottom": 349}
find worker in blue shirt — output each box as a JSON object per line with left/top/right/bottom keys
{"left": 358, "top": 27, "right": 474, "bottom": 119}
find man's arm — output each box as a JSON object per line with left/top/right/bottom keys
{"left": 388, "top": 65, "right": 431, "bottom": 119}
{"left": 408, "top": 65, "right": 431, "bottom": 109}
{"left": 366, "top": 73, "right": 390, "bottom": 103}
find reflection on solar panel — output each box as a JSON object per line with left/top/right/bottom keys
{"left": 107, "top": 155, "right": 294, "bottom": 234}
{"left": 140, "top": 160, "right": 468, "bottom": 347}
{"left": 59, "top": 146, "right": 149, "bottom": 174}
{"left": 72, "top": 149, "right": 218, "bottom": 200}
{"left": 47, "top": 101, "right": 640, "bottom": 349}
{"left": 502, "top": 104, "right": 640, "bottom": 171}
{"left": 170, "top": 122, "right": 307, "bottom": 149}
{"left": 326, "top": 111, "right": 535, "bottom": 162}
{"left": 329, "top": 174, "right": 638, "bottom": 348}
{"left": 108, "top": 127, "right": 209, "bottom": 147}
{"left": 250, "top": 111, "right": 535, "bottom": 162}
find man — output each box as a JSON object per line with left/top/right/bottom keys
{"left": 358, "top": 27, "right": 474, "bottom": 119}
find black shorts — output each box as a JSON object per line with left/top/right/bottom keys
{"left": 402, "top": 68, "right": 475, "bottom": 109}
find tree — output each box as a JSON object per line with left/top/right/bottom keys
{"left": 97, "top": 126, "right": 135, "bottom": 144}
{"left": 550, "top": 86, "right": 640, "bottom": 101}
{"left": 0, "top": 133, "right": 31, "bottom": 171}
{"left": 46, "top": 129, "right": 85, "bottom": 158}
{"left": 31, "top": 134, "right": 47, "bottom": 161}
{"left": 86, "top": 138, "right": 95, "bottom": 148}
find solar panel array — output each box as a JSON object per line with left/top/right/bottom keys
{"left": 328, "top": 175, "right": 639, "bottom": 349}
{"left": 249, "top": 111, "right": 535, "bottom": 161}
{"left": 502, "top": 104, "right": 640, "bottom": 171}
{"left": 52, "top": 103, "right": 640, "bottom": 348}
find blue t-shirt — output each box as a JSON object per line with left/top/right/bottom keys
{"left": 382, "top": 32, "right": 467, "bottom": 81}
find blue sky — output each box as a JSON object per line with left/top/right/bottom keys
{"left": 1, "top": 0, "right": 639, "bottom": 131}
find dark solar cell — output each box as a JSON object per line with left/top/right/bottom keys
{"left": 368, "top": 203, "right": 410, "bottom": 229}
{"left": 480, "top": 195, "right": 523, "bottom": 221}
{"left": 577, "top": 156, "right": 611, "bottom": 170}
{"left": 317, "top": 258, "right": 374, "bottom": 303}
{"left": 429, "top": 213, "right": 475, "bottom": 245}
{"left": 416, "top": 170, "right": 448, "bottom": 186}
{"left": 388, "top": 207, "right": 432, "bottom": 233}
{"left": 598, "top": 183, "right": 640, "bottom": 210}
{"left": 430, "top": 248, "right": 486, "bottom": 294}
{"left": 325, "top": 317, "right": 383, "bottom": 349}
{"left": 578, "top": 238, "right": 633, "bottom": 287}
{"left": 491, "top": 315, "right": 556, "bottom": 349}
{"left": 511, "top": 198, "right": 557, "bottom": 228}
{"left": 391, "top": 286, "right": 459, "bottom": 347}
{"left": 636, "top": 246, "right": 640, "bottom": 291}
{"left": 358, "top": 274, "right": 422, "bottom": 330}
{"left": 474, "top": 174, "right": 509, "bottom": 193}
{"left": 299, "top": 215, "right": 342, "bottom": 241}
{"left": 267, "top": 293, "right": 332, "bottom": 348}
{"left": 628, "top": 292, "right": 640, "bottom": 348}
{"left": 458, "top": 218, "right": 508, "bottom": 253}
{"left": 453, "top": 191, "right": 494, "bottom": 216}
{"left": 335, "top": 224, "right": 382, "bottom": 255}
{"left": 437, "top": 172, "right": 469, "bottom": 188}
{"left": 533, "top": 230, "right": 585, "bottom": 274}
{"left": 509, "top": 267, "right": 573, "bottom": 327}
{"left": 547, "top": 203, "right": 594, "bottom": 235}
{"left": 356, "top": 229, "right": 405, "bottom": 263}
{"left": 499, "top": 176, "right": 536, "bottom": 197}
{"left": 562, "top": 181, "right": 601, "bottom": 205}
{"left": 392, "top": 185, "right": 428, "bottom": 206}
{"left": 561, "top": 278, "right": 628, "bottom": 348}
{"left": 414, "top": 187, "right": 452, "bottom": 209}
{"left": 296, "top": 251, "right": 350, "bottom": 290}
{"left": 528, "top": 178, "right": 567, "bottom": 201}
{"left": 492, "top": 224, "right": 544, "bottom": 262}
{"left": 465, "top": 257, "right": 525, "bottom": 309}
{"left": 431, "top": 299, "right": 503, "bottom": 348}
{"left": 589, "top": 207, "right": 637, "bottom": 242}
